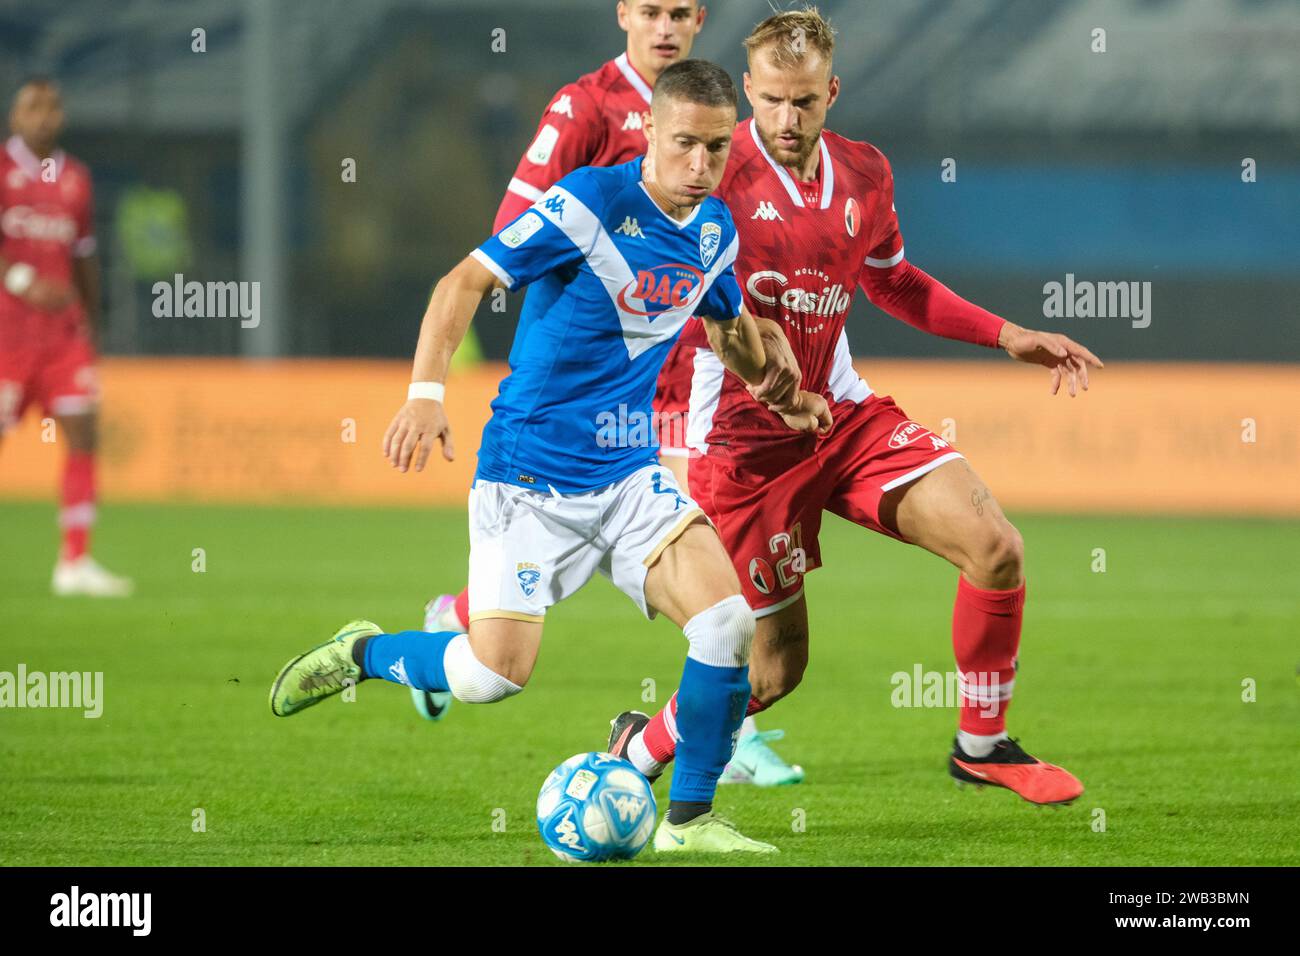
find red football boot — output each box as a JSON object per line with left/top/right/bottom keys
{"left": 949, "top": 736, "right": 1084, "bottom": 805}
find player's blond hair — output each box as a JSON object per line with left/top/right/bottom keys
{"left": 743, "top": 6, "right": 837, "bottom": 70}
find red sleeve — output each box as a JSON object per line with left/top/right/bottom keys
{"left": 492, "top": 83, "right": 603, "bottom": 233}
{"left": 859, "top": 260, "right": 1005, "bottom": 348}
{"left": 857, "top": 154, "right": 1004, "bottom": 348}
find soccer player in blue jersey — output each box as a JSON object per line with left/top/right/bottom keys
{"left": 268, "top": 60, "right": 828, "bottom": 854}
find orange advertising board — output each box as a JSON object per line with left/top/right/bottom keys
{"left": 1, "top": 358, "right": 1297, "bottom": 514}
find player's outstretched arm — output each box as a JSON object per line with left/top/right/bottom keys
{"left": 383, "top": 255, "right": 498, "bottom": 473}
{"left": 996, "top": 320, "right": 1105, "bottom": 398}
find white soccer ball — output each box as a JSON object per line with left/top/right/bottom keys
{"left": 536, "top": 752, "right": 657, "bottom": 862}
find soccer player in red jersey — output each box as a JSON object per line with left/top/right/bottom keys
{"left": 0, "top": 77, "right": 132, "bottom": 597}
{"left": 608, "top": 9, "right": 1102, "bottom": 804}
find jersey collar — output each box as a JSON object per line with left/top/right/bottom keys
{"left": 638, "top": 181, "right": 702, "bottom": 229}
{"left": 747, "top": 118, "right": 834, "bottom": 210}
{"left": 614, "top": 52, "right": 654, "bottom": 106}
{"left": 6, "top": 134, "right": 64, "bottom": 182}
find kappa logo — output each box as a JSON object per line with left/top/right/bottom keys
{"left": 542, "top": 193, "right": 566, "bottom": 220}
{"left": 550, "top": 804, "right": 586, "bottom": 852}
{"left": 516, "top": 561, "right": 542, "bottom": 598}
{"left": 614, "top": 216, "right": 644, "bottom": 238}
{"left": 605, "top": 792, "right": 647, "bottom": 824}
{"left": 699, "top": 221, "right": 721, "bottom": 268}
{"left": 622, "top": 111, "right": 644, "bottom": 131}
{"left": 388, "top": 656, "right": 412, "bottom": 687}
{"left": 550, "top": 94, "right": 574, "bottom": 118}
{"left": 751, "top": 201, "right": 784, "bottom": 222}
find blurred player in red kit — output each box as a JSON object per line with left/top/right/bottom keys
{"left": 606, "top": 8, "right": 1102, "bottom": 804}
{"left": 0, "top": 77, "right": 131, "bottom": 597}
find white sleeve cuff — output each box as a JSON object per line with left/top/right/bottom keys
{"left": 864, "top": 246, "right": 905, "bottom": 269}
{"left": 470, "top": 248, "right": 515, "bottom": 289}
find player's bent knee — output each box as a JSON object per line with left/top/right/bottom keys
{"left": 683, "top": 594, "right": 755, "bottom": 668}
{"left": 443, "top": 633, "right": 525, "bottom": 703}
{"left": 977, "top": 523, "right": 1024, "bottom": 586}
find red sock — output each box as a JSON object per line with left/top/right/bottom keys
{"left": 452, "top": 587, "right": 471, "bottom": 630}
{"left": 60, "top": 450, "right": 97, "bottom": 562}
{"left": 641, "top": 691, "right": 768, "bottom": 764}
{"left": 953, "top": 575, "right": 1025, "bottom": 735}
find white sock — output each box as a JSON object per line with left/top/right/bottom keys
{"left": 957, "top": 729, "right": 1008, "bottom": 758}
{"left": 739, "top": 715, "right": 759, "bottom": 738}
{"left": 627, "top": 731, "right": 666, "bottom": 778}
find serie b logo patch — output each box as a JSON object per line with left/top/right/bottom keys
{"left": 516, "top": 562, "right": 542, "bottom": 598}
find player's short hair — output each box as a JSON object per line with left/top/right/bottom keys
{"left": 743, "top": 6, "right": 837, "bottom": 70}
{"left": 651, "top": 59, "right": 737, "bottom": 114}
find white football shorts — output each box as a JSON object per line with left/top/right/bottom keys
{"left": 467, "top": 463, "right": 707, "bottom": 623}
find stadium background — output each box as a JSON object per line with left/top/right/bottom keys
{"left": 1, "top": 0, "right": 1296, "bottom": 513}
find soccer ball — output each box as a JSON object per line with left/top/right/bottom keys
{"left": 536, "top": 752, "right": 657, "bottom": 862}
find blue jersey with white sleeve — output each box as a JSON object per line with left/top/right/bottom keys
{"left": 469, "top": 157, "right": 742, "bottom": 493}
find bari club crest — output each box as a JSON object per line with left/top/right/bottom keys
{"left": 516, "top": 562, "right": 542, "bottom": 598}
{"left": 844, "top": 197, "right": 860, "bottom": 237}
{"left": 748, "top": 557, "right": 775, "bottom": 596}
{"left": 699, "top": 221, "right": 721, "bottom": 268}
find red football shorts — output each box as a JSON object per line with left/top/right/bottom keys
{"left": 652, "top": 339, "right": 695, "bottom": 459}
{"left": 0, "top": 315, "right": 98, "bottom": 431}
{"left": 689, "top": 393, "right": 964, "bottom": 616}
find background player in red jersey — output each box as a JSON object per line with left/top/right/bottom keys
{"left": 0, "top": 77, "right": 132, "bottom": 597}
{"left": 610, "top": 8, "right": 1103, "bottom": 804}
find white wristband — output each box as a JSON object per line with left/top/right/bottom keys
{"left": 407, "top": 381, "right": 445, "bottom": 403}
{"left": 4, "top": 263, "right": 36, "bottom": 296}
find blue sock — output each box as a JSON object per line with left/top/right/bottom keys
{"left": 362, "top": 630, "right": 457, "bottom": 691}
{"left": 669, "top": 656, "right": 750, "bottom": 803}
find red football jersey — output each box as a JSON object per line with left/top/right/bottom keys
{"left": 492, "top": 53, "right": 653, "bottom": 232}
{"left": 0, "top": 135, "right": 95, "bottom": 323}
{"left": 685, "top": 118, "right": 905, "bottom": 458}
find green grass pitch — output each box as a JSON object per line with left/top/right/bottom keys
{"left": 1, "top": 500, "right": 1296, "bottom": 866}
